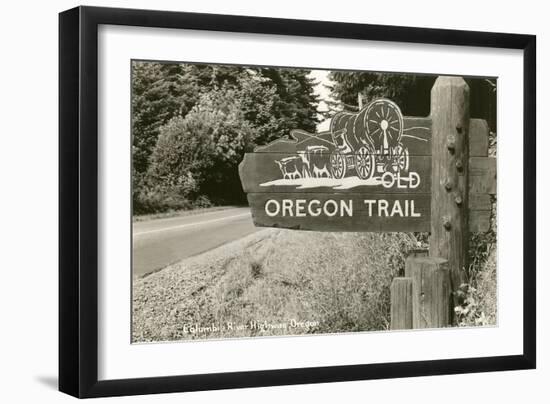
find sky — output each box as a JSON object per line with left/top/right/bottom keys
{"left": 308, "top": 69, "right": 336, "bottom": 132}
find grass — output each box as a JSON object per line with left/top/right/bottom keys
{"left": 132, "top": 230, "right": 418, "bottom": 342}
{"left": 475, "top": 247, "right": 497, "bottom": 323}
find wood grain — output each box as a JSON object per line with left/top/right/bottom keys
{"left": 469, "top": 157, "right": 496, "bottom": 194}
{"left": 469, "top": 211, "right": 491, "bottom": 232}
{"left": 407, "top": 256, "right": 451, "bottom": 328}
{"left": 429, "top": 76, "right": 470, "bottom": 299}
{"left": 390, "top": 278, "right": 413, "bottom": 330}
{"left": 469, "top": 119, "right": 490, "bottom": 157}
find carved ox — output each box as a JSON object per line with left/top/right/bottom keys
{"left": 297, "top": 145, "right": 331, "bottom": 178}
{"left": 275, "top": 156, "right": 304, "bottom": 180}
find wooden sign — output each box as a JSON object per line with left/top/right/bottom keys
{"left": 239, "top": 94, "right": 495, "bottom": 233}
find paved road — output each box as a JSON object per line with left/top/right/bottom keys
{"left": 133, "top": 207, "right": 260, "bottom": 277}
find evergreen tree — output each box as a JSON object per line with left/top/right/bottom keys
{"left": 327, "top": 71, "right": 496, "bottom": 130}
{"left": 327, "top": 71, "right": 434, "bottom": 117}
{"left": 132, "top": 62, "right": 199, "bottom": 177}
{"left": 132, "top": 61, "right": 320, "bottom": 213}
{"left": 258, "top": 67, "right": 319, "bottom": 138}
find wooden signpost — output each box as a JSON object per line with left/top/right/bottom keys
{"left": 238, "top": 76, "right": 496, "bottom": 329}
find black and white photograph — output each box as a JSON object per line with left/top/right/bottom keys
{"left": 131, "top": 61, "right": 497, "bottom": 343}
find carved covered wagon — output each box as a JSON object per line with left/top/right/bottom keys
{"left": 329, "top": 99, "right": 410, "bottom": 180}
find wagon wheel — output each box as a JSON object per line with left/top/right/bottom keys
{"left": 365, "top": 99, "right": 404, "bottom": 154}
{"left": 354, "top": 146, "right": 375, "bottom": 180}
{"left": 330, "top": 152, "right": 346, "bottom": 179}
{"left": 393, "top": 144, "right": 409, "bottom": 173}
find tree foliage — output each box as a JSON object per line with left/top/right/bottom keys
{"left": 257, "top": 67, "right": 319, "bottom": 140}
{"left": 132, "top": 63, "right": 202, "bottom": 176}
{"left": 327, "top": 71, "right": 496, "bottom": 130}
{"left": 327, "top": 71, "right": 435, "bottom": 117}
{"left": 132, "top": 61, "right": 319, "bottom": 213}
{"left": 142, "top": 87, "right": 254, "bottom": 210}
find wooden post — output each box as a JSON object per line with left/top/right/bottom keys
{"left": 407, "top": 257, "right": 451, "bottom": 328}
{"left": 408, "top": 249, "right": 428, "bottom": 258}
{"left": 390, "top": 278, "right": 413, "bottom": 330}
{"left": 405, "top": 249, "right": 428, "bottom": 277}
{"left": 430, "top": 77, "right": 470, "bottom": 300}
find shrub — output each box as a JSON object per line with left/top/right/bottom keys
{"left": 304, "top": 232, "right": 417, "bottom": 332}
{"left": 455, "top": 192, "right": 497, "bottom": 327}
{"left": 455, "top": 247, "right": 497, "bottom": 327}
{"left": 144, "top": 88, "right": 254, "bottom": 211}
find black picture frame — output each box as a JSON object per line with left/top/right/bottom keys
{"left": 59, "top": 5, "right": 536, "bottom": 398}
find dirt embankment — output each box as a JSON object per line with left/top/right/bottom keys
{"left": 132, "top": 229, "right": 417, "bottom": 343}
